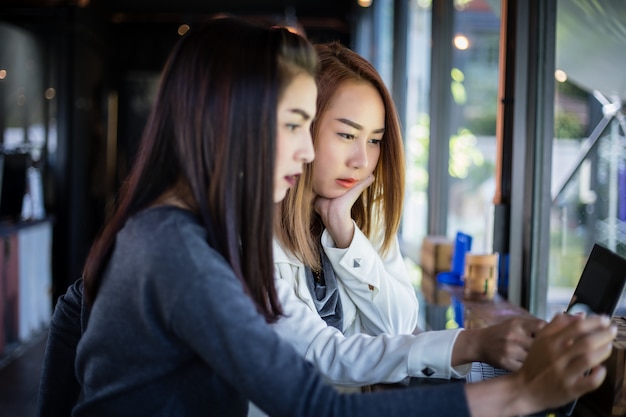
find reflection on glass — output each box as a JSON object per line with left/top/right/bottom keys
{"left": 446, "top": 2, "right": 500, "bottom": 253}
{"left": 401, "top": 0, "right": 432, "bottom": 248}
{"left": 549, "top": 111, "right": 626, "bottom": 318}
{"left": 548, "top": 0, "right": 626, "bottom": 320}
{"left": 403, "top": 0, "right": 500, "bottom": 255}
{"left": 0, "top": 22, "right": 52, "bottom": 223}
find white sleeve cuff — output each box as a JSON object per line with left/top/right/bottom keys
{"left": 407, "top": 328, "right": 471, "bottom": 379}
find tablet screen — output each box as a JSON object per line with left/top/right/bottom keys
{"left": 566, "top": 243, "right": 626, "bottom": 316}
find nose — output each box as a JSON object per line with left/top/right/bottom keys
{"left": 299, "top": 130, "right": 315, "bottom": 164}
{"left": 348, "top": 140, "right": 368, "bottom": 169}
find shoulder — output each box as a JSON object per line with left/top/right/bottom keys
{"left": 120, "top": 207, "right": 231, "bottom": 285}
{"left": 126, "top": 207, "right": 209, "bottom": 256}
{"left": 272, "top": 238, "right": 303, "bottom": 266}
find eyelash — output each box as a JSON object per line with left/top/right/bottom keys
{"left": 338, "top": 133, "right": 383, "bottom": 145}
{"left": 286, "top": 124, "right": 300, "bottom": 132}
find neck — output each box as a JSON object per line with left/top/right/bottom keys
{"left": 151, "top": 181, "right": 194, "bottom": 211}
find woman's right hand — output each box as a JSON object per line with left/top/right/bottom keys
{"left": 465, "top": 313, "right": 616, "bottom": 417}
{"left": 512, "top": 313, "right": 616, "bottom": 413}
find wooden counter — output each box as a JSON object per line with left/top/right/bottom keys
{"left": 419, "top": 281, "right": 626, "bottom": 417}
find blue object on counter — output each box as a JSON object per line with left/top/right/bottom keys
{"left": 497, "top": 252, "right": 509, "bottom": 298}
{"left": 451, "top": 232, "right": 472, "bottom": 275}
{"left": 436, "top": 231, "right": 472, "bottom": 286}
{"left": 437, "top": 271, "right": 463, "bottom": 286}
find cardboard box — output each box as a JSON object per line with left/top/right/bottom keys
{"left": 420, "top": 236, "right": 453, "bottom": 276}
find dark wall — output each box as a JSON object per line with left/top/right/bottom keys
{"left": 0, "top": 3, "right": 353, "bottom": 306}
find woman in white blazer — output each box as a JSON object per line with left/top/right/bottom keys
{"left": 270, "top": 42, "right": 545, "bottom": 389}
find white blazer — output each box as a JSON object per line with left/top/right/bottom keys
{"left": 271, "top": 224, "right": 470, "bottom": 385}
{"left": 248, "top": 225, "right": 470, "bottom": 417}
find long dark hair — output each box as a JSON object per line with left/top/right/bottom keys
{"left": 82, "top": 17, "right": 318, "bottom": 321}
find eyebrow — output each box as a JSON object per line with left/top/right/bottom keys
{"left": 337, "top": 118, "right": 385, "bottom": 134}
{"left": 289, "top": 108, "right": 312, "bottom": 120}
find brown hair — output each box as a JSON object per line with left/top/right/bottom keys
{"left": 275, "top": 41, "right": 405, "bottom": 269}
{"left": 82, "top": 17, "right": 318, "bottom": 322}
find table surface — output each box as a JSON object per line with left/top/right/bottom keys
{"left": 416, "top": 283, "right": 624, "bottom": 417}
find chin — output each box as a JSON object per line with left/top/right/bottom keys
{"left": 319, "top": 189, "right": 347, "bottom": 199}
{"left": 274, "top": 189, "right": 288, "bottom": 203}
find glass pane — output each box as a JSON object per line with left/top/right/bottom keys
{"left": 446, "top": 1, "right": 500, "bottom": 253}
{"left": 0, "top": 23, "right": 48, "bottom": 222}
{"left": 0, "top": 23, "right": 45, "bottom": 155}
{"left": 402, "top": 0, "right": 432, "bottom": 248}
{"left": 547, "top": 0, "right": 626, "bottom": 319}
{"left": 372, "top": 0, "right": 394, "bottom": 88}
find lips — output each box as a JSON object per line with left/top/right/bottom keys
{"left": 336, "top": 178, "right": 357, "bottom": 189}
{"left": 285, "top": 174, "right": 301, "bottom": 187}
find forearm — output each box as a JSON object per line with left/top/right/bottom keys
{"left": 273, "top": 273, "right": 470, "bottom": 383}
{"left": 273, "top": 277, "right": 415, "bottom": 385}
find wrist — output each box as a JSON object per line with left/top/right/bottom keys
{"left": 503, "top": 372, "right": 535, "bottom": 416}
{"left": 465, "top": 374, "right": 525, "bottom": 417}
{"left": 327, "top": 221, "right": 354, "bottom": 249}
{"left": 452, "top": 329, "right": 481, "bottom": 366}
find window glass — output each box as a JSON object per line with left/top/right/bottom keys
{"left": 353, "top": 0, "right": 394, "bottom": 90}
{"left": 0, "top": 23, "right": 50, "bottom": 221}
{"left": 547, "top": 0, "right": 626, "bottom": 319}
{"left": 402, "top": 0, "right": 500, "bottom": 256}
{"left": 0, "top": 24, "right": 46, "bottom": 155}
{"left": 402, "top": 0, "right": 432, "bottom": 248}
{"left": 446, "top": 0, "right": 500, "bottom": 254}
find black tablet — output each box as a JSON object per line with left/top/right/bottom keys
{"left": 566, "top": 243, "right": 626, "bottom": 317}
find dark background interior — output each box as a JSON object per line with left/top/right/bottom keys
{"left": 1, "top": 0, "right": 357, "bottom": 302}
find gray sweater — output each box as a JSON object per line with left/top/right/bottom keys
{"left": 72, "top": 206, "right": 469, "bottom": 416}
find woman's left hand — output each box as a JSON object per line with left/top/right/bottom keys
{"left": 453, "top": 315, "right": 547, "bottom": 371}
{"left": 476, "top": 316, "right": 547, "bottom": 371}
